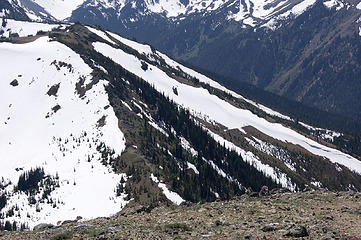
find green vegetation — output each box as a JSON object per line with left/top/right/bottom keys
{"left": 51, "top": 231, "right": 73, "bottom": 240}
{"left": 164, "top": 223, "right": 192, "bottom": 232}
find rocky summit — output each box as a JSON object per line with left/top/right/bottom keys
{"left": 0, "top": 190, "right": 360, "bottom": 239}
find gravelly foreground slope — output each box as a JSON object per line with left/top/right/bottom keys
{"left": 0, "top": 190, "right": 360, "bottom": 239}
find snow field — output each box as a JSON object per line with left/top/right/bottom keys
{"left": 0, "top": 18, "right": 66, "bottom": 38}
{"left": 31, "top": 0, "right": 85, "bottom": 20}
{"left": 0, "top": 37, "right": 128, "bottom": 228}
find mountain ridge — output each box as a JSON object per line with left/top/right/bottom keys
{"left": 2, "top": 0, "right": 361, "bottom": 118}
{"left": 69, "top": 0, "right": 361, "bottom": 119}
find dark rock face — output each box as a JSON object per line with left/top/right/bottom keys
{"left": 261, "top": 224, "right": 277, "bottom": 232}
{"left": 47, "top": 83, "right": 60, "bottom": 96}
{"left": 10, "top": 79, "right": 18, "bottom": 87}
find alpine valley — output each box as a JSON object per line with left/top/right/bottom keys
{"left": 0, "top": 0, "right": 361, "bottom": 233}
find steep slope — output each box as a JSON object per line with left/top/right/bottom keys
{"left": 0, "top": 0, "right": 55, "bottom": 21}
{"left": 28, "top": 0, "right": 85, "bottom": 20}
{"left": 0, "top": 0, "right": 30, "bottom": 20}
{"left": 4, "top": 0, "right": 360, "bottom": 119}
{"left": 69, "top": 0, "right": 361, "bottom": 120}
{"left": 1, "top": 22, "right": 361, "bottom": 230}
{"left": 0, "top": 33, "right": 128, "bottom": 229}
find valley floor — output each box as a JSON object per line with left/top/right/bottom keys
{"left": 0, "top": 190, "right": 360, "bottom": 239}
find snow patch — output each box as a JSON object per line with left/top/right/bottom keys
{"left": 186, "top": 162, "right": 199, "bottom": 174}
{"left": 0, "top": 19, "right": 66, "bottom": 38}
{"left": 149, "top": 121, "right": 169, "bottom": 137}
{"left": 31, "top": 0, "right": 86, "bottom": 20}
{"left": 180, "top": 137, "right": 198, "bottom": 157}
{"left": 107, "top": 31, "right": 154, "bottom": 55}
{"left": 86, "top": 26, "right": 117, "bottom": 45}
{"left": 246, "top": 137, "right": 296, "bottom": 172}
{"left": 150, "top": 174, "right": 185, "bottom": 205}
{"left": 356, "top": 1, "right": 361, "bottom": 9}
{"left": 207, "top": 130, "right": 296, "bottom": 190}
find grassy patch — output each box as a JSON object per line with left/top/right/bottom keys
{"left": 350, "top": 208, "right": 361, "bottom": 215}
{"left": 51, "top": 231, "right": 73, "bottom": 240}
{"left": 164, "top": 223, "right": 192, "bottom": 232}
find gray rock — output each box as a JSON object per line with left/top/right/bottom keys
{"left": 321, "top": 233, "right": 336, "bottom": 240}
{"left": 303, "top": 186, "right": 313, "bottom": 192}
{"left": 180, "top": 201, "right": 194, "bottom": 207}
{"left": 33, "top": 223, "right": 54, "bottom": 231}
{"left": 261, "top": 225, "right": 276, "bottom": 232}
{"left": 246, "top": 187, "right": 255, "bottom": 197}
{"left": 215, "top": 220, "right": 222, "bottom": 226}
{"left": 61, "top": 220, "right": 76, "bottom": 225}
{"left": 244, "top": 233, "right": 259, "bottom": 240}
{"left": 285, "top": 225, "right": 309, "bottom": 237}
{"left": 323, "top": 215, "right": 334, "bottom": 221}
{"left": 270, "top": 188, "right": 291, "bottom": 195}
{"left": 341, "top": 205, "right": 349, "bottom": 212}
{"left": 74, "top": 224, "right": 94, "bottom": 229}
{"left": 259, "top": 186, "right": 269, "bottom": 197}
{"left": 119, "top": 205, "right": 147, "bottom": 216}
{"left": 261, "top": 223, "right": 279, "bottom": 232}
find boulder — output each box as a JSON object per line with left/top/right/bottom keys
{"left": 61, "top": 220, "right": 77, "bottom": 225}
{"left": 270, "top": 188, "right": 291, "bottom": 195}
{"left": 285, "top": 225, "right": 309, "bottom": 237}
{"left": 261, "top": 223, "right": 278, "bottom": 232}
{"left": 33, "top": 223, "right": 54, "bottom": 231}
{"left": 259, "top": 186, "right": 269, "bottom": 197}
{"left": 119, "top": 205, "right": 148, "bottom": 216}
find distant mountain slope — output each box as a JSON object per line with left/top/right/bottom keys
{"left": 0, "top": 0, "right": 30, "bottom": 20}
{"left": 0, "top": 0, "right": 55, "bottom": 21}
{"left": 1, "top": 22, "right": 361, "bottom": 230}
{"left": 0, "top": 18, "right": 66, "bottom": 37}
{"left": 68, "top": 0, "right": 361, "bottom": 120}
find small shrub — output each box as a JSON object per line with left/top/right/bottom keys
{"left": 164, "top": 223, "right": 192, "bottom": 232}
{"left": 52, "top": 231, "right": 73, "bottom": 240}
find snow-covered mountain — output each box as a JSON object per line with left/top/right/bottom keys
{"left": 68, "top": 0, "right": 361, "bottom": 120}
{"left": 1, "top": 22, "right": 361, "bottom": 230}
{"left": 0, "top": 0, "right": 54, "bottom": 21}
{"left": 0, "top": 26, "right": 128, "bottom": 229}
{"left": 73, "top": 0, "right": 326, "bottom": 27}
{"left": 3, "top": 0, "right": 361, "bottom": 120}
{"left": 2, "top": 0, "right": 349, "bottom": 27}
{"left": 0, "top": 0, "right": 29, "bottom": 20}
